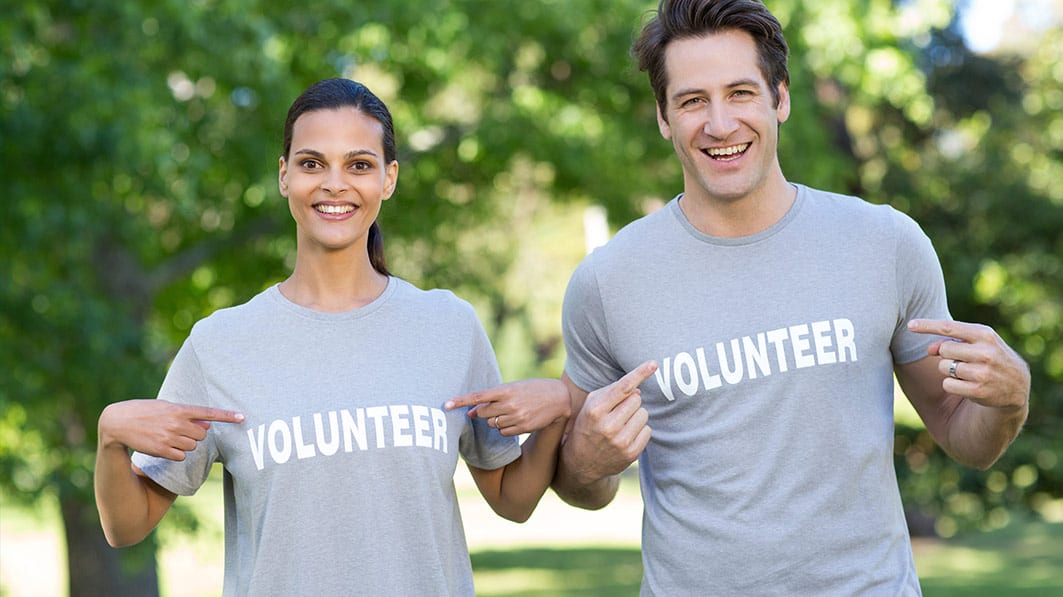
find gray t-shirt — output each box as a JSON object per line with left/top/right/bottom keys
{"left": 133, "top": 278, "right": 520, "bottom": 596}
{"left": 563, "top": 184, "right": 948, "bottom": 596}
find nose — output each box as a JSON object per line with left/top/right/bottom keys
{"left": 320, "top": 168, "right": 348, "bottom": 195}
{"left": 703, "top": 103, "right": 739, "bottom": 139}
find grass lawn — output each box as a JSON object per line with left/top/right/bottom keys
{"left": 914, "top": 519, "right": 1063, "bottom": 596}
{"left": 3, "top": 473, "right": 1061, "bottom": 596}
{"left": 466, "top": 523, "right": 1063, "bottom": 597}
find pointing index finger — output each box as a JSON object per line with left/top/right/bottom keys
{"left": 187, "top": 406, "right": 245, "bottom": 424}
{"left": 619, "top": 360, "right": 659, "bottom": 392}
{"left": 444, "top": 388, "right": 499, "bottom": 411}
{"left": 907, "top": 319, "right": 984, "bottom": 342}
{"left": 593, "top": 360, "right": 658, "bottom": 409}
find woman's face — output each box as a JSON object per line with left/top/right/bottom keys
{"left": 278, "top": 107, "right": 398, "bottom": 255}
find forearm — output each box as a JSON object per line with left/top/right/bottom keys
{"left": 550, "top": 439, "right": 620, "bottom": 510}
{"left": 491, "top": 419, "right": 567, "bottom": 522}
{"left": 94, "top": 437, "right": 172, "bottom": 547}
{"left": 471, "top": 416, "right": 561, "bottom": 522}
{"left": 943, "top": 396, "right": 1029, "bottom": 470}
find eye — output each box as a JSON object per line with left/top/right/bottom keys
{"left": 299, "top": 159, "right": 322, "bottom": 170}
{"left": 349, "top": 160, "right": 373, "bottom": 172}
{"left": 680, "top": 97, "right": 704, "bottom": 107}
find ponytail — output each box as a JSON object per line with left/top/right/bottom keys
{"left": 368, "top": 221, "right": 389, "bottom": 276}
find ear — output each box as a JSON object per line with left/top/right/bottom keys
{"left": 656, "top": 103, "right": 673, "bottom": 140}
{"left": 381, "top": 160, "right": 399, "bottom": 201}
{"left": 775, "top": 82, "right": 791, "bottom": 125}
{"left": 278, "top": 156, "right": 289, "bottom": 198}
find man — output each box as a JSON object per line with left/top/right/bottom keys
{"left": 450, "top": 0, "right": 1030, "bottom": 593}
{"left": 555, "top": 0, "right": 1029, "bottom": 594}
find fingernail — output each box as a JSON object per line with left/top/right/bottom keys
{"left": 444, "top": 401, "right": 454, "bottom": 410}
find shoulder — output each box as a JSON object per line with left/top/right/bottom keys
{"left": 187, "top": 286, "right": 276, "bottom": 338}
{"left": 580, "top": 200, "right": 677, "bottom": 272}
{"left": 388, "top": 277, "right": 483, "bottom": 329}
{"left": 797, "top": 184, "right": 923, "bottom": 237}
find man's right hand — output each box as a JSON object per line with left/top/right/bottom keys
{"left": 563, "top": 361, "right": 657, "bottom": 485}
{"left": 98, "top": 399, "right": 244, "bottom": 461}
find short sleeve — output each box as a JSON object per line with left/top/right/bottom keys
{"left": 131, "top": 339, "right": 219, "bottom": 496}
{"left": 562, "top": 256, "right": 625, "bottom": 393}
{"left": 457, "top": 308, "right": 520, "bottom": 470}
{"left": 890, "top": 211, "right": 952, "bottom": 364}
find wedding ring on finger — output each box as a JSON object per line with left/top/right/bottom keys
{"left": 493, "top": 415, "right": 500, "bottom": 428}
{"left": 948, "top": 359, "right": 959, "bottom": 379}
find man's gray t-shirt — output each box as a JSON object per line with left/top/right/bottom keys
{"left": 133, "top": 278, "right": 520, "bottom": 596}
{"left": 563, "top": 184, "right": 948, "bottom": 596}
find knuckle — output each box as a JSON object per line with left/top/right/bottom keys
{"left": 585, "top": 403, "right": 606, "bottom": 421}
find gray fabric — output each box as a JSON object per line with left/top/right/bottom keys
{"left": 133, "top": 278, "right": 520, "bottom": 596}
{"left": 563, "top": 184, "right": 949, "bottom": 596}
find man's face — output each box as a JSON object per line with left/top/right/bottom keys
{"left": 657, "top": 29, "right": 790, "bottom": 206}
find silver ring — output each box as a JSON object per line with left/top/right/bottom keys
{"left": 493, "top": 415, "right": 500, "bottom": 428}
{"left": 948, "top": 360, "right": 959, "bottom": 378}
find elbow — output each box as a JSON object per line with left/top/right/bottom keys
{"left": 555, "top": 491, "right": 613, "bottom": 511}
{"left": 100, "top": 522, "right": 151, "bottom": 548}
{"left": 103, "top": 531, "right": 147, "bottom": 549}
{"left": 967, "top": 450, "right": 1006, "bottom": 472}
{"left": 549, "top": 474, "right": 619, "bottom": 511}
{"left": 108, "top": 537, "right": 141, "bottom": 549}
{"left": 500, "top": 511, "right": 533, "bottom": 524}
{"left": 492, "top": 501, "right": 537, "bottom": 524}
{"left": 948, "top": 444, "right": 1007, "bottom": 472}
{"left": 966, "top": 458, "right": 998, "bottom": 472}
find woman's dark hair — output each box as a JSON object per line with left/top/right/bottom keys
{"left": 282, "top": 78, "right": 396, "bottom": 276}
{"left": 632, "top": 0, "right": 790, "bottom": 117}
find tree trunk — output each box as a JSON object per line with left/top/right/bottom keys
{"left": 60, "top": 492, "right": 159, "bottom": 597}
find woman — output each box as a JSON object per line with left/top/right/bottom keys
{"left": 94, "top": 78, "right": 571, "bottom": 596}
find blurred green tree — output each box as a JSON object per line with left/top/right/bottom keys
{"left": 888, "top": 9, "right": 1063, "bottom": 536}
{"left": 1, "top": 0, "right": 1059, "bottom": 593}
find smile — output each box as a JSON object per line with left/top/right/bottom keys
{"left": 704, "top": 143, "right": 750, "bottom": 161}
{"left": 315, "top": 204, "right": 355, "bottom": 215}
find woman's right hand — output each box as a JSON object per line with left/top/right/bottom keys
{"left": 98, "top": 399, "right": 244, "bottom": 461}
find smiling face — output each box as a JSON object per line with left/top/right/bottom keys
{"left": 657, "top": 29, "right": 791, "bottom": 209}
{"left": 279, "top": 107, "right": 398, "bottom": 255}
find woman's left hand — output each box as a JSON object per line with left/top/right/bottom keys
{"left": 444, "top": 379, "right": 572, "bottom": 436}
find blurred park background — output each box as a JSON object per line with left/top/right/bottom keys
{"left": 2, "top": 0, "right": 1061, "bottom": 595}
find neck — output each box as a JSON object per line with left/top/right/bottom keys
{"left": 681, "top": 171, "right": 795, "bottom": 238}
{"left": 280, "top": 248, "right": 388, "bottom": 312}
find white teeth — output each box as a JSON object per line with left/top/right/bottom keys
{"left": 315, "top": 204, "right": 354, "bottom": 214}
{"left": 707, "top": 143, "right": 750, "bottom": 157}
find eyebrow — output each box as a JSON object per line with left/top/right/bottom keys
{"left": 670, "top": 78, "right": 763, "bottom": 102}
{"left": 292, "top": 148, "right": 380, "bottom": 160}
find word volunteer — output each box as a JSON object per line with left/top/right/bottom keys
{"left": 246, "top": 405, "right": 450, "bottom": 471}
{"left": 653, "top": 318, "right": 858, "bottom": 401}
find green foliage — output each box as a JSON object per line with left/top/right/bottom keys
{"left": 886, "top": 16, "right": 1063, "bottom": 533}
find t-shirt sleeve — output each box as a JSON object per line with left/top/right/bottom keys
{"left": 131, "top": 338, "right": 219, "bottom": 496}
{"left": 890, "top": 210, "right": 952, "bottom": 364}
{"left": 457, "top": 308, "right": 520, "bottom": 470}
{"left": 562, "top": 256, "right": 625, "bottom": 393}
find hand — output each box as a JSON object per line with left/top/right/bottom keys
{"left": 98, "top": 399, "right": 245, "bottom": 461}
{"left": 908, "top": 319, "right": 1030, "bottom": 411}
{"left": 445, "top": 379, "right": 571, "bottom": 436}
{"left": 564, "top": 361, "right": 657, "bottom": 484}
